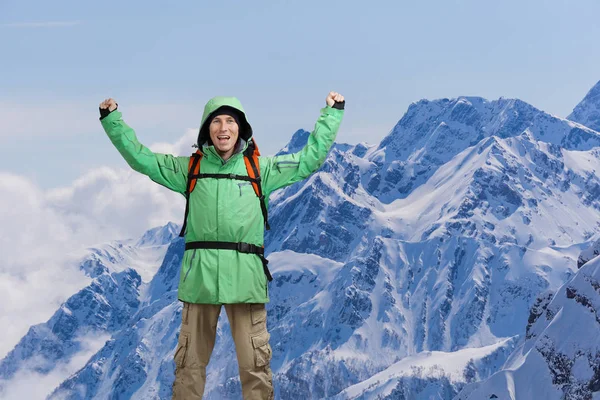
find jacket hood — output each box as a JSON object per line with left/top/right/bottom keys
{"left": 197, "top": 96, "right": 253, "bottom": 147}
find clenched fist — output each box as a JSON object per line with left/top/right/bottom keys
{"left": 326, "top": 91, "right": 345, "bottom": 107}
{"left": 99, "top": 98, "right": 118, "bottom": 119}
{"left": 99, "top": 98, "right": 118, "bottom": 112}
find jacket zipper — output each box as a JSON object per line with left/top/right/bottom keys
{"left": 183, "top": 249, "right": 197, "bottom": 282}
{"left": 275, "top": 161, "right": 300, "bottom": 168}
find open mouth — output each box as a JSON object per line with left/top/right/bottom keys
{"left": 216, "top": 135, "right": 230, "bottom": 144}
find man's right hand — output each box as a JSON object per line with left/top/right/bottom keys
{"left": 99, "top": 98, "right": 118, "bottom": 119}
{"left": 100, "top": 98, "right": 118, "bottom": 111}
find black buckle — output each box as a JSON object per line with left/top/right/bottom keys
{"left": 228, "top": 173, "right": 237, "bottom": 179}
{"left": 237, "top": 242, "right": 252, "bottom": 253}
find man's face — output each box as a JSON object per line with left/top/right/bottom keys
{"left": 208, "top": 114, "right": 240, "bottom": 156}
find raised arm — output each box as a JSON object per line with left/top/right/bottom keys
{"left": 99, "top": 98, "right": 189, "bottom": 195}
{"left": 261, "top": 92, "right": 345, "bottom": 194}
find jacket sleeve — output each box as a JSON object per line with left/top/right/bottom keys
{"left": 261, "top": 105, "right": 344, "bottom": 195}
{"left": 100, "top": 110, "right": 189, "bottom": 195}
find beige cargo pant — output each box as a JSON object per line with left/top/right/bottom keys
{"left": 172, "top": 302, "right": 274, "bottom": 400}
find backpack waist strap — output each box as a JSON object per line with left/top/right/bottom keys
{"left": 184, "top": 241, "right": 273, "bottom": 282}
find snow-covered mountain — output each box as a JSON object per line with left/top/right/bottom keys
{"left": 276, "top": 129, "right": 311, "bottom": 156}
{"left": 4, "top": 81, "right": 600, "bottom": 399}
{"left": 456, "top": 250, "right": 600, "bottom": 400}
{"left": 331, "top": 337, "right": 516, "bottom": 399}
{"left": 48, "top": 237, "right": 186, "bottom": 400}
{"left": 0, "top": 224, "right": 177, "bottom": 399}
{"left": 569, "top": 80, "right": 600, "bottom": 132}
{"left": 365, "top": 96, "right": 600, "bottom": 204}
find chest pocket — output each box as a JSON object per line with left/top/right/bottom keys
{"left": 237, "top": 181, "right": 254, "bottom": 197}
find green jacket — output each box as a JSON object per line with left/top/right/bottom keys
{"left": 101, "top": 99, "right": 344, "bottom": 304}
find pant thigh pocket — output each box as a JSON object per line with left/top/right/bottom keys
{"left": 174, "top": 333, "right": 189, "bottom": 369}
{"left": 250, "top": 330, "right": 272, "bottom": 368}
{"left": 250, "top": 303, "right": 267, "bottom": 326}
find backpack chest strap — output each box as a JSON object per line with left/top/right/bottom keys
{"left": 179, "top": 139, "right": 270, "bottom": 239}
{"left": 189, "top": 173, "right": 260, "bottom": 184}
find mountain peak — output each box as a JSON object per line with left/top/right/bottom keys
{"left": 275, "top": 128, "right": 351, "bottom": 157}
{"left": 135, "top": 221, "right": 180, "bottom": 247}
{"left": 276, "top": 129, "right": 311, "bottom": 156}
{"left": 376, "top": 95, "right": 537, "bottom": 161}
{"left": 365, "top": 94, "right": 600, "bottom": 203}
{"left": 567, "top": 80, "right": 600, "bottom": 131}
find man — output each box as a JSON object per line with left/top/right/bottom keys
{"left": 99, "top": 92, "right": 345, "bottom": 399}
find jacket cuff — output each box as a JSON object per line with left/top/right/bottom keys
{"left": 322, "top": 106, "right": 344, "bottom": 116}
{"left": 99, "top": 104, "right": 119, "bottom": 120}
{"left": 100, "top": 110, "right": 122, "bottom": 124}
{"left": 332, "top": 100, "right": 345, "bottom": 110}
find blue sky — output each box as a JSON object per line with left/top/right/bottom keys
{"left": 1, "top": 0, "right": 600, "bottom": 188}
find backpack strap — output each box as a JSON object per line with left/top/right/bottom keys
{"left": 178, "top": 143, "right": 273, "bottom": 282}
{"left": 243, "top": 138, "right": 270, "bottom": 230}
{"left": 178, "top": 149, "right": 203, "bottom": 237}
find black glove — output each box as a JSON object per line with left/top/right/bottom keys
{"left": 99, "top": 103, "right": 118, "bottom": 120}
{"left": 333, "top": 100, "right": 345, "bottom": 110}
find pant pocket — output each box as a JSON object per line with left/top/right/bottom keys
{"left": 174, "top": 333, "right": 189, "bottom": 369}
{"left": 251, "top": 330, "right": 272, "bottom": 368}
{"left": 250, "top": 303, "right": 267, "bottom": 326}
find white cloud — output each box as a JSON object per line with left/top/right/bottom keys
{"left": 0, "top": 135, "right": 187, "bottom": 359}
{"left": 0, "top": 332, "right": 110, "bottom": 400}
{"left": 45, "top": 166, "right": 185, "bottom": 241}
{"left": 148, "top": 127, "right": 198, "bottom": 156}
